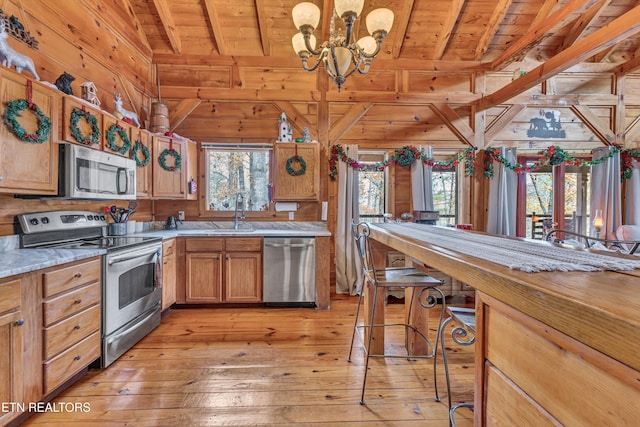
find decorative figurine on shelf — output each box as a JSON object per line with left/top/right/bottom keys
{"left": 81, "top": 81, "right": 101, "bottom": 106}
{"left": 114, "top": 92, "right": 140, "bottom": 128}
{"left": 303, "top": 127, "right": 311, "bottom": 142}
{"left": 54, "top": 71, "right": 75, "bottom": 95}
{"left": 277, "top": 111, "right": 293, "bottom": 142}
{"left": 0, "top": 20, "right": 38, "bottom": 80}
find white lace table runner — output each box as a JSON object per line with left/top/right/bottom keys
{"left": 379, "top": 223, "right": 640, "bottom": 273}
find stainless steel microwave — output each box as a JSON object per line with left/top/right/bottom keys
{"left": 59, "top": 143, "right": 136, "bottom": 200}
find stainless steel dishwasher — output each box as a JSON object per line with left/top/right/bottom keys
{"left": 263, "top": 237, "right": 316, "bottom": 306}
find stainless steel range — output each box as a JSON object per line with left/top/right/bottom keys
{"left": 18, "top": 210, "right": 163, "bottom": 368}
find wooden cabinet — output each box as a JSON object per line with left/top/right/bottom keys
{"left": 134, "top": 129, "right": 153, "bottom": 198}
{"left": 162, "top": 238, "right": 177, "bottom": 310}
{"left": 152, "top": 135, "right": 186, "bottom": 198}
{"left": 41, "top": 258, "right": 101, "bottom": 395}
{"left": 273, "top": 142, "right": 319, "bottom": 201}
{"left": 0, "top": 277, "right": 25, "bottom": 426}
{"left": 0, "top": 72, "right": 59, "bottom": 195}
{"left": 102, "top": 112, "right": 133, "bottom": 158}
{"left": 62, "top": 96, "right": 102, "bottom": 150}
{"left": 183, "top": 237, "right": 262, "bottom": 303}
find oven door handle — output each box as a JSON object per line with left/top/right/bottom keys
{"left": 108, "top": 247, "right": 160, "bottom": 265}
{"left": 105, "top": 308, "right": 158, "bottom": 345}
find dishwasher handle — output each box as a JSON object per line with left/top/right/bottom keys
{"left": 264, "top": 242, "right": 314, "bottom": 248}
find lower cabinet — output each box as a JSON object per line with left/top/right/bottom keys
{"left": 183, "top": 237, "right": 262, "bottom": 303}
{"left": 162, "top": 238, "right": 177, "bottom": 310}
{"left": 41, "top": 258, "right": 101, "bottom": 395}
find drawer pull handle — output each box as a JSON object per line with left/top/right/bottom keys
{"left": 74, "top": 324, "right": 81, "bottom": 330}
{"left": 74, "top": 298, "right": 82, "bottom": 304}
{"left": 74, "top": 272, "right": 83, "bottom": 278}
{"left": 74, "top": 354, "right": 81, "bottom": 361}
{"left": 15, "top": 319, "right": 24, "bottom": 326}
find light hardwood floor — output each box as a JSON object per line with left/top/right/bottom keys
{"left": 22, "top": 295, "right": 474, "bottom": 426}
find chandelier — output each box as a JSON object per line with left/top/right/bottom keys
{"left": 291, "top": 1, "right": 394, "bottom": 91}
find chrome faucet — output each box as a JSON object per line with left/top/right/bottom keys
{"left": 234, "top": 192, "right": 245, "bottom": 230}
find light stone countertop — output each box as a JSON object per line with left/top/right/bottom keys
{"left": 0, "top": 222, "right": 330, "bottom": 279}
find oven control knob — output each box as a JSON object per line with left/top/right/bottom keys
{"left": 41, "top": 217, "right": 49, "bottom": 224}
{"left": 100, "top": 215, "right": 106, "bottom": 221}
{"left": 87, "top": 215, "right": 93, "bottom": 221}
{"left": 30, "top": 218, "right": 39, "bottom": 225}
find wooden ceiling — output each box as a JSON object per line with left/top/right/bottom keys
{"left": 127, "top": 0, "right": 640, "bottom": 71}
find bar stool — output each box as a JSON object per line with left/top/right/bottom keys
{"left": 348, "top": 221, "right": 446, "bottom": 405}
{"left": 434, "top": 306, "right": 476, "bottom": 426}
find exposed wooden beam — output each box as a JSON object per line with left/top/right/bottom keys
{"left": 433, "top": 0, "right": 465, "bottom": 60}
{"left": 320, "top": 0, "right": 335, "bottom": 47}
{"left": 528, "top": 0, "right": 562, "bottom": 31}
{"left": 119, "top": 0, "right": 152, "bottom": 52}
{"left": 624, "top": 115, "right": 640, "bottom": 143}
{"left": 474, "top": 0, "right": 513, "bottom": 61}
{"left": 614, "top": 55, "right": 640, "bottom": 76}
{"left": 557, "top": 0, "right": 610, "bottom": 53}
{"left": 328, "top": 103, "right": 373, "bottom": 143}
{"left": 484, "top": 104, "right": 526, "bottom": 144}
{"left": 152, "top": 0, "right": 182, "bottom": 54}
{"left": 255, "top": 0, "right": 270, "bottom": 56}
{"left": 570, "top": 105, "right": 615, "bottom": 144}
{"left": 478, "top": 4, "right": 640, "bottom": 111}
{"left": 203, "top": 0, "right": 226, "bottom": 56}
{"left": 593, "top": 44, "right": 618, "bottom": 63}
{"left": 391, "top": 0, "right": 415, "bottom": 59}
{"left": 490, "top": 0, "right": 600, "bottom": 69}
{"left": 169, "top": 99, "right": 202, "bottom": 131}
{"left": 429, "top": 103, "right": 475, "bottom": 147}
{"left": 273, "top": 101, "right": 317, "bottom": 141}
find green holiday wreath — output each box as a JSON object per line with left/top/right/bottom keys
{"left": 158, "top": 148, "right": 181, "bottom": 171}
{"left": 131, "top": 140, "right": 150, "bottom": 167}
{"left": 106, "top": 123, "right": 131, "bottom": 155}
{"left": 70, "top": 108, "right": 100, "bottom": 145}
{"left": 3, "top": 99, "right": 51, "bottom": 143}
{"left": 286, "top": 155, "right": 306, "bottom": 176}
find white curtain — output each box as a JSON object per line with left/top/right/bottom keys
{"left": 590, "top": 147, "right": 622, "bottom": 240}
{"left": 334, "top": 145, "right": 362, "bottom": 295}
{"left": 411, "top": 145, "right": 434, "bottom": 211}
{"left": 487, "top": 147, "right": 517, "bottom": 236}
{"left": 625, "top": 159, "right": 640, "bottom": 224}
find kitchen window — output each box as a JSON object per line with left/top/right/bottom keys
{"left": 357, "top": 151, "right": 388, "bottom": 223}
{"left": 202, "top": 144, "right": 272, "bottom": 212}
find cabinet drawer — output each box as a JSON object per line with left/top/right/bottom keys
{"left": 226, "top": 237, "right": 262, "bottom": 252}
{"left": 43, "top": 259, "right": 101, "bottom": 298}
{"left": 186, "top": 238, "right": 224, "bottom": 252}
{"left": 163, "top": 238, "right": 176, "bottom": 256}
{"left": 0, "top": 278, "right": 21, "bottom": 314}
{"left": 43, "top": 282, "right": 100, "bottom": 327}
{"left": 44, "top": 331, "right": 100, "bottom": 395}
{"left": 44, "top": 305, "right": 100, "bottom": 359}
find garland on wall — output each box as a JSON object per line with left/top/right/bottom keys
{"left": 483, "top": 143, "right": 640, "bottom": 181}
{"left": 106, "top": 123, "right": 131, "bottom": 155}
{"left": 328, "top": 144, "right": 477, "bottom": 180}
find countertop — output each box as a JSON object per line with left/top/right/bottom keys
{"left": 0, "top": 222, "right": 331, "bottom": 279}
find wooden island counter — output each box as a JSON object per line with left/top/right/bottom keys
{"left": 366, "top": 223, "right": 640, "bottom": 426}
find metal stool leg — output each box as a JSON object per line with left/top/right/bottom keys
{"left": 360, "top": 279, "right": 381, "bottom": 405}
{"left": 348, "top": 287, "right": 364, "bottom": 362}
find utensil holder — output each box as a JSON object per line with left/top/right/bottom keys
{"left": 109, "top": 223, "right": 127, "bottom": 236}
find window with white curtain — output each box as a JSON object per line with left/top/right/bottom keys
{"left": 357, "top": 151, "right": 388, "bottom": 222}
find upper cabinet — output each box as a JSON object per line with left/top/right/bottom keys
{"left": 273, "top": 142, "right": 319, "bottom": 201}
{"left": 0, "top": 72, "right": 59, "bottom": 195}
{"left": 103, "top": 113, "right": 133, "bottom": 158}
{"left": 61, "top": 96, "right": 102, "bottom": 150}
{"left": 133, "top": 129, "right": 153, "bottom": 199}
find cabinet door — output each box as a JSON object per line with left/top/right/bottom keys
{"left": 0, "top": 73, "right": 59, "bottom": 194}
{"left": 162, "top": 239, "right": 177, "bottom": 310}
{"left": 103, "top": 113, "right": 132, "bottom": 157}
{"left": 186, "top": 253, "right": 222, "bottom": 303}
{"left": 134, "top": 130, "right": 153, "bottom": 198}
{"left": 152, "top": 135, "right": 186, "bottom": 199}
{"left": 225, "top": 252, "right": 262, "bottom": 302}
{"left": 62, "top": 96, "right": 102, "bottom": 150}
{"left": 0, "top": 279, "right": 24, "bottom": 426}
{"left": 273, "top": 143, "right": 319, "bottom": 201}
